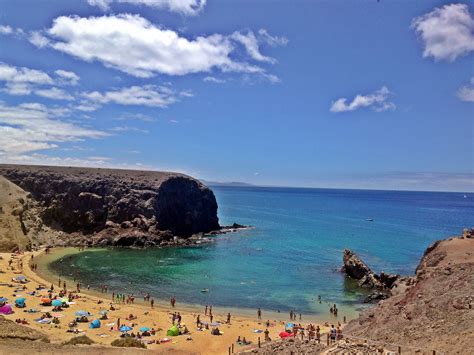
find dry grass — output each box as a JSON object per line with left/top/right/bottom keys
{"left": 63, "top": 335, "right": 95, "bottom": 346}
{"left": 110, "top": 337, "right": 146, "bottom": 349}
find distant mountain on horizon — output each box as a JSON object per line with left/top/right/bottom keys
{"left": 201, "top": 180, "right": 255, "bottom": 187}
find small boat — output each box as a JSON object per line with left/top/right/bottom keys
{"left": 200, "top": 288, "right": 209, "bottom": 293}
{"left": 464, "top": 194, "right": 467, "bottom": 199}
{"left": 366, "top": 218, "right": 374, "bottom": 222}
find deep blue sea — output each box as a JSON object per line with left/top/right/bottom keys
{"left": 49, "top": 186, "right": 474, "bottom": 318}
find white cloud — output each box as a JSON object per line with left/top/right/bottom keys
{"left": 0, "top": 102, "right": 107, "bottom": 155}
{"left": 110, "top": 126, "right": 149, "bottom": 133}
{"left": 231, "top": 31, "right": 276, "bottom": 63}
{"left": 412, "top": 3, "right": 474, "bottom": 62}
{"left": 203, "top": 76, "right": 226, "bottom": 84}
{"left": 0, "top": 62, "right": 54, "bottom": 96}
{"left": 87, "top": 0, "right": 206, "bottom": 16}
{"left": 330, "top": 86, "right": 395, "bottom": 113}
{"left": 258, "top": 29, "right": 288, "bottom": 47}
{"left": 87, "top": 0, "right": 112, "bottom": 11}
{"left": 75, "top": 102, "right": 101, "bottom": 112}
{"left": 35, "top": 87, "right": 74, "bottom": 100}
{"left": 0, "top": 25, "right": 13, "bottom": 34}
{"left": 81, "top": 85, "right": 180, "bottom": 107}
{"left": 0, "top": 25, "right": 24, "bottom": 37}
{"left": 55, "top": 69, "right": 80, "bottom": 85}
{"left": 32, "top": 14, "right": 282, "bottom": 79}
{"left": 29, "top": 31, "right": 50, "bottom": 48}
{"left": 116, "top": 113, "right": 156, "bottom": 122}
{"left": 0, "top": 63, "right": 80, "bottom": 100}
{"left": 0, "top": 62, "right": 53, "bottom": 85}
{"left": 457, "top": 77, "right": 474, "bottom": 102}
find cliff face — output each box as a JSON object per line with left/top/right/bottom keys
{"left": 0, "top": 165, "right": 219, "bottom": 245}
{"left": 344, "top": 231, "right": 474, "bottom": 353}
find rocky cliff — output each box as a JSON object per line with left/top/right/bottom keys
{"left": 344, "top": 230, "right": 474, "bottom": 353}
{"left": 0, "top": 164, "right": 220, "bottom": 248}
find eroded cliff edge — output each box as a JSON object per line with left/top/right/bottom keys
{"left": 343, "top": 230, "right": 474, "bottom": 353}
{"left": 0, "top": 164, "right": 221, "bottom": 249}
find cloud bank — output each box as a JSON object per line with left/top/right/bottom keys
{"left": 30, "top": 14, "right": 285, "bottom": 80}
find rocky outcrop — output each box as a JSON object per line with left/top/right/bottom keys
{"left": 341, "top": 249, "right": 400, "bottom": 302}
{"left": 0, "top": 165, "right": 221, "bottom": 247}
{"left": 344, "top": 231, "right": 474, "bottom": 353}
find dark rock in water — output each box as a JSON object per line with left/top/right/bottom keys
{"left": 0, "top": 165, "right": 220, "bottom": 245}
{"left": 342, "top": 249, "right": 400, "bottom": 291}
{"left": 342, "top": 249, "right": 384, "bottom": 289}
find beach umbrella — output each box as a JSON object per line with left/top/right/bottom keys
{"left": 285, "top": 323, "right": 295, "bottom": 329}
{"left": 120, "top": 325, "right": 133, "bottom": 332}
{"left": 75, "top": 310, "right": 90, "bottom": 317}
{"left": 139, "top": 327, "right": 150, "bottom": 332}
{"left": 279, "top": 331, "right": 292, "bottom": 338}
{"left": 15, "top": 275, "right": 27, "bottom": 281}
{"left": 0, "top": 297, "right": 8, "bottom": 303}
{"left": 51, "top": 300, "right": 63, "bottom": 307}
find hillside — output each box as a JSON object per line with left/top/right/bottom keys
{"left": 344, "top": 230, "right": 474, "bottom": 353}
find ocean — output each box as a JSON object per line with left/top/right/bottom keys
{"left": 48, "top": 186, "right": 473, "bottom": 318}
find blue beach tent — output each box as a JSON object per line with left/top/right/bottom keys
{"left": 89, "top": 319, "right": 101, "bottom": 329}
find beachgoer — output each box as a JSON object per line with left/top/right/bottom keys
{"left": 205, "top": 305, "right": 208, "bottom": 315}
{"left": 257, "top": 308, "right": 262, "bottom": 320}
{"left": 330, "top": 325, "right": 336, "bottom": 343}
{"left": 264, "top": 328, "right": 270, "bottom": 342}
{"left": 227, "top": 312, "right": 231, "bottom": 324}
{"left": 150, "top": 298, "right": 154, "bottom": 308}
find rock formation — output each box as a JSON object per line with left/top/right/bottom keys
{"left": 341, "top": 249, "right": 400, "bottom": 302}
{"left": 0, "top": 164, "right": 221, "bottom": 248}
{"left": 344, "top": 230, "right": 474, "bottom": 353}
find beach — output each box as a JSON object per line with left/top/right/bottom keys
{"left": 0, "top": 248, "right": 337, "bottom": 354}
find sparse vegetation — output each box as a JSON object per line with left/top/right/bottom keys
{"left": 63, "top": 335, "right": 95, "bottom": 345}
{"left": 111, "top": 337, "right": 146, "bottom": 348}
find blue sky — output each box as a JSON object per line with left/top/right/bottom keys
{"left": 0, "top": 0, "right": 473, "bottom": 191}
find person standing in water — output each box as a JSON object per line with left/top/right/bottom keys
{"left": 257, "top": 308, "right": 262, "bottom": 320}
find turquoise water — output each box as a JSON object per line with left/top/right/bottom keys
{"left": 49, "top": 187, "right": 473, "bottom": 316}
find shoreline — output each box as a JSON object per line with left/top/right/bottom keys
{"left": 0, "top": 247, "right": 357, "bottom": 353}
{"left": 33, "top": 247, "right": 361, "bottom": 324}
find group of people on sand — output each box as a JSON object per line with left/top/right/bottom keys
{"left": 289, "top": 310, "right": 301, "bottom": 320}
{"left": 112, "top": 292, "right": 135, "bottom": 304}
{"left": 330, "top": 303, "right": 338, "bottom": 316}
{"left": 329, "top": 324, "right": 343, "bottom": 343}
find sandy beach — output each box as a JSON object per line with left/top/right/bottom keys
{"left": 0, "top": 248, "right": 338, "bottom": 354}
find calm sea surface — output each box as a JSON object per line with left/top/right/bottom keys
{"left": 49, "top": 186, "right": 473, "bottom": 316}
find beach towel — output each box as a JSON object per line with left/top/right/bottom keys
{"left": 36, "top": 318, "right": 51, "bottom": 324}
{"left": 0, "top": 304, "right": 13, "bottom": 314}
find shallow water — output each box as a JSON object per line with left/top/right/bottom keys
{"left": 49, "top": 187, "right": 473, "bottom": 316}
